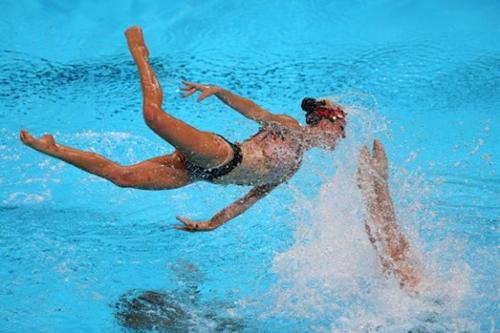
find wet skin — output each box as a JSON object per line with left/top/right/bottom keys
{"left": 20, "top": 26, "right": 345, "bottom": 232}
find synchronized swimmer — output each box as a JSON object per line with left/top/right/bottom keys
{"left": 19, "top": 26, "right": 346, "bottom": 231}
{"left": 20, "top": 26, "right": 423, "bottom": 293}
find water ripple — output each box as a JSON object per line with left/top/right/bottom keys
{"left": 1, "top": 44, "right": 498, "bottom": 119}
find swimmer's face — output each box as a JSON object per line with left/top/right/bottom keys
{"left": 301, "top": 98, "right": 346, "bottom": 150}
{"left": 306, "top": 118, "right": 345, "bottom": 150}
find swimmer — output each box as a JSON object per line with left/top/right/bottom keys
{"left": 357, "top": 140, "right": 423, "bottom": 292}
{"left": 19, "top": 26, "right": 346, "bottom": 231}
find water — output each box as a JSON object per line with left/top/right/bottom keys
{"left": 1, "top": 0, "right": 498, "bottom": 332}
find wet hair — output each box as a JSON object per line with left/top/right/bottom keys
{"left": 301, "top": 97, "right": 346, "bottom": 125}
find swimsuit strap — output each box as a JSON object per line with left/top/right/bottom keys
{"left": 184, "top": 135, "right": 243, "bottom": 182}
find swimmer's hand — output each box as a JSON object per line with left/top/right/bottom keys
{"left": 175, "top": 216, "right": 219, "bottom": 232}
{"left": 180, "top": 81, "right": 220, "bottom": 102}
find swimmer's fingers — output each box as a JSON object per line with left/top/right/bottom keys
{"left": 196, "top": 90, "right": 212, "bottom": 102}
{"left": 181, "top": 80, "right": 201, "bottom": 88}
{"left": 181, "top": 88, "right": 197, "bottom": 98}
{"left": 180, "top": 81, "right": 198, "bottom": 98}
{"left": 174, "top": 216, "right": 216, "bottom": 232}
{"left": 180, "top": 81, "right": 214, "bottom": 102}
{"left": 181, "top": 81, "right": 205, "bottom": 91}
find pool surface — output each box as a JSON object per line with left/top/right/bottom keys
{"left": 1, "top": 0, "right": 499, "bottom": 332}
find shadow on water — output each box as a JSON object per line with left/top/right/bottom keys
{"left": 114, "top": 290, "right": 245, "bottom": 333}
{"left": 113, "top": 261, "right": 245, "bottom": 333}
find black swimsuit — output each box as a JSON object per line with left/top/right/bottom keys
{"left": 184, "top": 135, "right": 243, "bottom": 181}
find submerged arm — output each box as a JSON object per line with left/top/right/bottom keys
{"left": 176, "top": 183, "right": 280, "bottom": 231}
{"left": 181, "top": 81, "right": 300, "bottom": 128}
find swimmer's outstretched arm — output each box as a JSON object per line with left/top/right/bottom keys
{"left": 181, "top": 81, "right": 300, "bottom": 128}
{"left": 175, "top": 183, "right": 279, "bottom": 231}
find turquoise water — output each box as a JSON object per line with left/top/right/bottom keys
{"left": 1, "top": 0, "right": 499, "bottom": 332}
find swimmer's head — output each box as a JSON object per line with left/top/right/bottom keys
{"left": 301, "top": 97, "right": 346, "bottom": 150}
{"left": 301, "top": 97, "right": 346, "bottom": 125}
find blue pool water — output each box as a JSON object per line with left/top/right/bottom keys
{"left": 1, "top": 0, "right": 499, "bottom": 332}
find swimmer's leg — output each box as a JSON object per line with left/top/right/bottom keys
{"left": 357, "top": 140, "right": 422, "bottom": 291}
{"left": 125, "top": 26, "right": 232, "bottom": 169}
{"left": 20, "top": 130, "right": 191, "bottom": 189}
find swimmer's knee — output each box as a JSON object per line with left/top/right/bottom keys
{"left": 142, "top": 103, "right": 164, "bottom": 129}
{"left": 143, "top": 104, "right": 158, "bottom": 123}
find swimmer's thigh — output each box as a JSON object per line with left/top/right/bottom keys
{"left": 113, "top": 152, "right": 192, "bottom": 190}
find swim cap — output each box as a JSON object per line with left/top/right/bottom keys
{"left": 301, "top": 97, "right": 345, "bottom": 125}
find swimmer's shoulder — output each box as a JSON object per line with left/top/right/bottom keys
{"left": 268, "top": 114, "right": 301, "bottom": 129}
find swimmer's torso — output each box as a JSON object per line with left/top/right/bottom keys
{"left": 212, "top": 125, "right": 304, "bottom": 186}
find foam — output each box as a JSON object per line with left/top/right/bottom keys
{"left": 3, "top": 190, "right": 52, "bottom": 204}
{"left": 74, "top": 130, "right": 132, "bottom": 141}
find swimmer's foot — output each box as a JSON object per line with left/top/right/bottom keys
{"left": 357, "top": 140, "right": 389, "bottom": 190}
{"left": 20, "top": 130, "right": 58, "bottom": 154}
{"left": 125, "top": 26, "right": 149, "bottom": 59}
{"left": 356, "top": 145, "right": 374, "bottom": 190}
{"left": 372, "top": 140, "right": 388, "bottom": 180}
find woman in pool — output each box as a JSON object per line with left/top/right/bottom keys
{"left": 19, "top": 26, "right": 346, "bottom": 231}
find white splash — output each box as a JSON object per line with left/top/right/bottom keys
{"left": 3, "top": 190, "right": 52, "bottom": 204}
{"left": 267, "top": 96, "right": 475, "bottom": 332}
{"left": 74, "top": 130, "right": 132, "bottom": 141}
